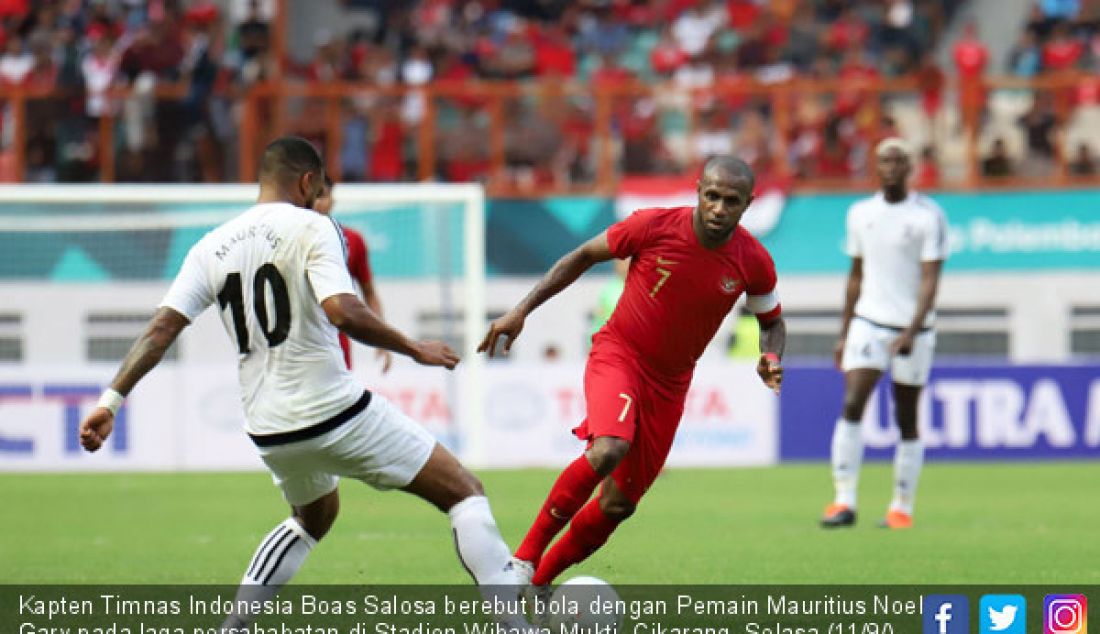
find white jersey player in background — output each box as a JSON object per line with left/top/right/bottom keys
{"left": 820, "top": 137, "right": 948, "bottom": 530}
{"left": 79, "top": 137, "right": 525, "bottom": 628}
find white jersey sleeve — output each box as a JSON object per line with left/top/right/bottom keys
{"left": 306, "top": 217, "right": 357, "bottom": 304}
{"left": 845, "top": 203, "right": 863, "bottom": 258}
{"left": 159, "top": 243, "right": 215, "bottom": 322}
{"left": 919, "top": 198, "right": 949, "bottom": 262}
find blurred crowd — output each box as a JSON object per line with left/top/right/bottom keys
{"left": 0, "top": 0, "right": 271, "bottom": 181}
{"left": 967, "top": 0, "right": 1100, "bottom": 179}
{"left": 0, "top": 0, "right": 1097, "bottom": 187}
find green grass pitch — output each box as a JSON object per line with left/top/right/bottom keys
{"left": 2, "top": 463, "right": 1097, "bottom": 584}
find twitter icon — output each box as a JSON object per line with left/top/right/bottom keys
{"left": 981, "top": 595, "right": 1027, "bottom": 634}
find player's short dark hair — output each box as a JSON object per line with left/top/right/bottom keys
{"left": 323, "top": 173, "right": 334, "bottom": 190}
{"left": 259, "top": 136, "right": 324, "bottom": 184}
{"left": 702, "top": 155, "right": 755, "bottom": 192}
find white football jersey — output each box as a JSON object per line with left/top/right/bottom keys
{"left": 845, "top": 192, "right": 948, "bottom": 329}
{"left": 160, "top": 202, "right": 362, "bottom": 436}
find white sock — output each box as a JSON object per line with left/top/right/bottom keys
{"left": 450, "top": 495, "right": 515, "bottom": 584}
{"left": 450, "top": 496, "right": 528, "bottom": 627}
{"left": 890, "top": 439, "right": 924, "bottom": 515}
{"left": 831, "top": 418, "right": 864, "bottom": 509}
{"left": 221, "top": 518, "right": 316, "bottom": 631}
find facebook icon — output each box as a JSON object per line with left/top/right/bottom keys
{"left": 923, "top": 595, "right": 969, "bottom": 634}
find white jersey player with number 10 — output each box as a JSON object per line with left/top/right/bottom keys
{"left": 78, "top": 137, "right": 526, "bottom": 630}
{"left": 162, "top": 201, "right": 365, "bottom": 438}
{"left": 821, "top": 137, "right": 948, "bottom": 531}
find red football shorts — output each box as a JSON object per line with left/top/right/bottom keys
{"left": 573, "top": 342, "right": 689, "bottom": 503}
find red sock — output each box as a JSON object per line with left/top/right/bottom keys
{"left": 531, "top": 498, "right": 620, "bottom": 585}
{"left": 514, "top": 455, "right": 602, "bottom": 565}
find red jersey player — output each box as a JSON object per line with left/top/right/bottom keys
{"left": 314, "top": 177, "right": 393, "bottom": 372}
{"left": 478, "top": 156, "right": 786, "bottom": 590}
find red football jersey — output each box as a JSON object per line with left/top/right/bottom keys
{"left": 342, "top": 225, "right": 373, "bottom": 288}
{"left": 338, "top": 225, "right": 373, "bottom": 369}
{"left": 600, "top": 206, "right": 779, "bottom": 378}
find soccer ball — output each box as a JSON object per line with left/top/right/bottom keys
{"left": 547, "top": 576, "right": 625, "bottom": 634}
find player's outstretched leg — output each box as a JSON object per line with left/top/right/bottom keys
{"left": 220, "top": 489, "right": 339, "bottom": 631}
{"left": 513, "top": 456, "right": 604, "bottom": 570}
{"left": 403, "top": 442, "right": 518, "bottom": 585}
{"left": 881, "top": 382, "right": 924, "bottom": 529}
{"left": 404, "top": 442, "right": 532, "bottom": 629}
{"left": 822, "top": 368, "right": 881, "bottom": 528}
{"left": 532, "top": 476, "right": 633, "bottom": 586}
{"left": 514, "top": 436, "right": 629, "bottom": 571}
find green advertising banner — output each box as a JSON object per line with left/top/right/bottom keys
{"left": 1, "top": 190, "right": 1097, "bottom": 281}
{"left": 764, "top": 190, "right": 1100, "bottom": 273}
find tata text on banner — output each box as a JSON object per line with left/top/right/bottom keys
{"left": 0, "top": 362, "right": 777, "bottom": 471}
{"left": 779, "top": 364, "right": 1100, "bottom": 460}
{"left": 482, "top": 362, "right": 777, "bottom": 468}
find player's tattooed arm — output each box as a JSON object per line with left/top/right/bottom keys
{"left": 81, "top": 307, "right": 190, "bottom": 452}
{"left": 111, "top": 307, "right": 190, "bottom": 396}
{"left": 479, "top": 232, "right": 616, "bottom": 357}
{"left": 516, "top": 232, "right": 615, "bottom": 316}
{"left": 757, "top": 316, "right": 786, "bottom": 393}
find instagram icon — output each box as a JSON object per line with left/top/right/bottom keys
{"left": 1045, "top": 595, "right": 1088, "bottom": 634}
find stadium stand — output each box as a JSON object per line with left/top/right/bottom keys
{"left": 0, "top": 0, "right": 1096, "bottom": 191}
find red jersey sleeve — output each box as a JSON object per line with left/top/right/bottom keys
{"left": 359, "top": 240, "right": 374, "bottom": 287}
{"left": 744, "top": 238, "right": 782, "bottom": 323}
{"left": 607, "top": 208, "right": 657, "bottom": 259}
{"left": 746, "top": 241, "right": 777, "bottom": 296}
{"left": 342, "top": 226, "right": 373, "bottom": 288}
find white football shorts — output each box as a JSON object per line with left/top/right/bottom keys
{"left": 840, "top": 316, "right": 936, "bottom": 386}
{"left": 256, "top": 394, "right": 436, "bottom": 506}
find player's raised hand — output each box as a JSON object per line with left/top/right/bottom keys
{"left": 412, "top": 340, "right": 460, "bottom": 369}
{"left": 79, "top": 408, "right": 115, "bottom": 452}
{"left": 477, "top": 310, "right": 525, "bottom": 358}
{"left": 756, "top": 352, "right": 783, "bottom": 394}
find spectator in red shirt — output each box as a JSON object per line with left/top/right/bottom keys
{"left": 24, "top": 31, "right": 57, "bottom": 87}
{"left": 649, "top": 25, "right": 687, "bottom": 76}
{"left": 534, "top": 25, "right": 576, "bottom": 78}
{"left": 915, "top": 53, "right": 946, "bottom": 120}
{"left": 953, "top": 21, "right": 989, "bottom": 78}
{"left": 1076, "top": 73, "right": 1100, "bottom": 106}
{"left": 816, "top": 116, "right": 853, "bottom": 180}
{"left": 1042, "top": 23, "right": 1084, "bottom": 71}
{"left": 439, "top": 108, "right": 490, "bottom": 183}
{"left": 0, "top": 0, "right": 28, "bottom": 19}
{"left": 953, "top": 22, "right": 988, "bottom": 133}
{"left": 369, "top": 101, "right": 404, "bottom": 182}
{"left": 825, "top": 8, "right": 869, "bottom": 55}
{"left": 726, "top": 0, "right": 761, "bottom": 31}
{"left": 433, "top": 52, "right": 482, "bottom": 110}
{"left": 835, "top": 49, "right": 879, "bottom": 117}
{"left": 915, "top": 145, "right": 941, "bottom": 189}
